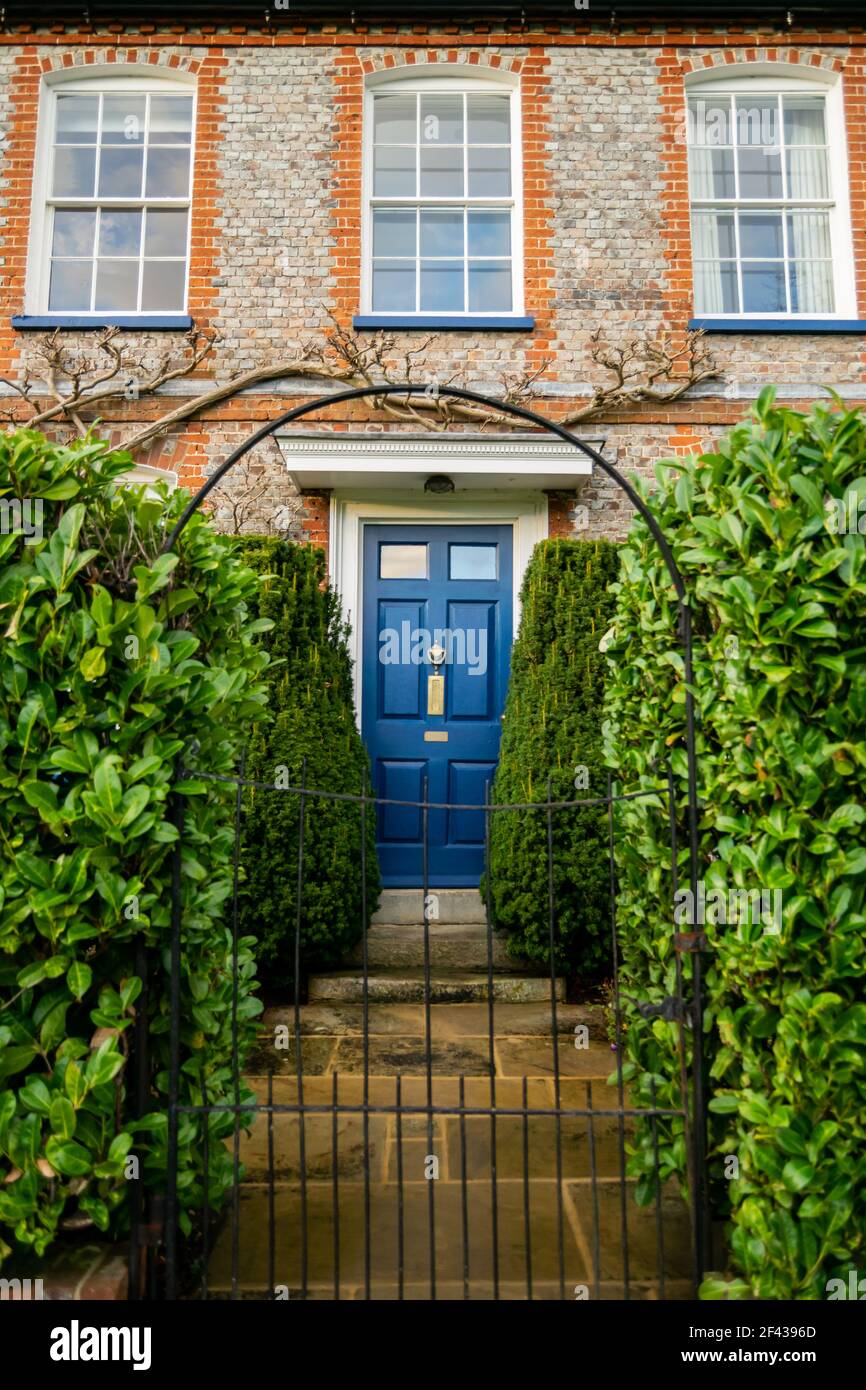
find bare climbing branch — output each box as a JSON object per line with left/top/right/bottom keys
{"left": 1, "top": 318, "right": 719, "bottom": 457}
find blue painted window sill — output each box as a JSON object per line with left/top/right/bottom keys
{"left": 11, "top": 315, "right": 194, "bottom": 331}
{"left": 353, "top": 314, "right": 535, "bottom": 331}
{"left": 689, "top": 318, "right": 866, "bottom": 334}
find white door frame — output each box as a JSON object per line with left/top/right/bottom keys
{"left": 329, "top": 490, "right": 547, "bottom": 722}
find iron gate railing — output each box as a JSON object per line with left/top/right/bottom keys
{"left": 128, "top": 760, "right": 707, "bottom": 1301}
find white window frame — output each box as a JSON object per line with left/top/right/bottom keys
{"left": 684, "top": 67, "right": 857, "bottom": 320}
{"left": 361, "top": 66, "right": 525, "bottom": 318}
{"left": 25, "top": 66, "right": 196, "bottom": 318}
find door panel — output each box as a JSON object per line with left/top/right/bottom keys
{"left": 378, "top": 600, "right": 427, "bottom": 718}
{"left": 378, "top": 759, "right": 427, "bottom": 842}
{"left": 445, "top": 600, "right": 496, "bottom": 720}
{"left": 447, "top": 761, "right": 497, "bottom": 846}
{"left": 362, "top": 523, "right": 513, "bottom": 886}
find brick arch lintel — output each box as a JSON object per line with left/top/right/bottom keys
{"left": 678, "top": 47, "right": 847, "bottom": 76}
{"left": 36, "top": 48, "right": 209, "bottom": 76}
{"left": 358, "top": 49, "right": 525, "bottom": 77}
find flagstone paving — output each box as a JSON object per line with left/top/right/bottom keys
{"left": 208, "top": 894, "right": 693, "bottom": 1300}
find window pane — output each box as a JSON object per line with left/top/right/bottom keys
{"left": 450, "top": 545, "right": 497, "bottom": 580}
{"left": 420, "top": 145, "right": 463, "bottom": 197}
{"left": 98, "top": 146, "right": 144, "bottom": 197}
{"left": 51, "top": 210, "right": 96, "bottom": 258}
{"left": 693, "top": 261, "right": 739, "bottom": 314}
{"left": 98, "top": 209, "right": 142, "bottom": 256}
{"left": 94, "top": 259, "right": 139, "bottom": 311}
{"left": 467, "top": 95, "right": 510, "bottom": 144}
{"left": 145, "top": 147, "right": 190, "bottom": 197}
{"left": 374, "top": 146, "right": 416, "bottom": 196}
{"left": 420, "top": 208, "right": 463, "bottom": 257}
{"left": 742, "top": 262, "right": 786, "bottom": 313}
{"left": 468, "top": 261, "right": 512, "bottom": 311}
{"left": 372, "top": 260, "right": 415, "bottom": 311}
{"left": 141, "top": 260, "right": 186, "bottom": 310}
{"left": 468, "top": 210, "right": 510, "bottom": 256}
{"left": 148, "top": 95, "right": 193, "bottom": 145}
{"left": 380, "top": 544, "right": 427, "bottom": 579}
{"left": 739, "top": 211, "right": 783, "bottom": 260}
{"left": 420, "top": 95, "right": 463, "bottom": 144}
{"left": 373, "top": 95, "right": 416, "bottom": 145}
{"left": 786, "top": 148, "right": 829, "bottom": 199}
{"left": 373, "top": 208, "right": 416, "bottom": 257}
{"left": 52, "top": 146, "right": 96, "bottom": 197}
{"left": 691, "top": 211, "right": 735, "bottom": 259}
{"left": 420, "top": 260, "right": 463, "bottom": 311}
{"left": 783, "top": 96, "right": 826, "bottom": 146}
{"left": 689, "top": 147, "right": 735, "bottom": 199}
{"left": 735, "top": 98, "right": 779, "bottom": 148}
{"left": 55, "top": 95, "right": 98, "bottom": 144}
{"left": 144, "top": 208, "right": 188, "bottom": 257}
{"left": 467, "top": 146, "right": 510, "bottom": 196}
{"left": 101, "top": 95, "right": 146, "bottom": 145}
{"left": 688, "top": 96, "right": 731, "bottom": 147}
{"left": 737, "top": 147, "right": 782, "bottom": 198}
{"left": 790, "top": 260, "right": 834, "bottom": 314}
{"left": 787, "top": 210, "right": 831, "bottom": 261}
{"left": 48, "top": 260, "right": 92, "bottom": 311}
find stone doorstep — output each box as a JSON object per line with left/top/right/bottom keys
{"left": 346, "top": 928, "right": 542, "bottom": 973}
{"left": 346, "top": 923, "right": 537, "bottom": 973}
{"left": 0, "top": 1243, "right": 128, "bottom": 1301}
{"left": 372, "top": 889, "right": 486, "bottom": 926}
{"left": 307, "top": 970, "right": 565, "bottom": 1005}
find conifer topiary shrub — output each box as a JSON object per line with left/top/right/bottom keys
{"left": 236, "top": 539, "right": 379, "bottom": 990}
{"left": 487, "top": 538, "right": 620, "bottom": 974}
{"left": 604, "top": 391, "right": 866, "bottom": 1299}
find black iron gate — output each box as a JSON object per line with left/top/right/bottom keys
{"left": 123, "top": 380, "right": 710, "bottom": 1300}
{"left": 128, "top": 758, "right": 707, "bottom": 1301}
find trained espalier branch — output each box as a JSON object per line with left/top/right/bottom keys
{"left": 0, "top": 324, "right": 217, "bottom": 437}
{"left": 0, "top": 317, "right": 719, "bottom": 456}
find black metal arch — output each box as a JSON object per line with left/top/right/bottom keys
{"left": 161, "top": 379, "right": 706, "bottom": 1265}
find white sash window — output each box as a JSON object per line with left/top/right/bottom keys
{"left": 686, "top": 72, "right": 856, "bottom": 319}
{"left": 363, "top": 71, "right": 524, "bottom": 318}
{"left": 26, "top": 71, "right": 195, "bottom": 317}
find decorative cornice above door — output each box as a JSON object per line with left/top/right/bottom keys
{"left": 276, "top": 431, "right": 601, "bottom": 492}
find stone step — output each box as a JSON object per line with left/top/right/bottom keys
{"left": 307, "top": 970, "right": 564, "bottom": 1005}
{"left": 260, "top": 1001, "right": 604, "bottom": 1040}
{"left": 371, "top": 888, "right": 485, "bottom": 926}
{"left": 245, "top": 1027, "right": 612, "bottom": 1080}
{"left": 346, "top": 923, "right": 535, "bottom": 973}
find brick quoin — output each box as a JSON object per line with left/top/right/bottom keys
{"left": 546, "top": 491, "right": 577, "bottom": 538}
{"left": 299, "top": 491, "right": 332, "bottom": 562}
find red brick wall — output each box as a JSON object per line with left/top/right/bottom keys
{"left": 0, "top": 22, "right": 864, "bottom": 549}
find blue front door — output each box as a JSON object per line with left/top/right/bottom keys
{"left": 362, "top": 524, "right": 513, "bottom": 887}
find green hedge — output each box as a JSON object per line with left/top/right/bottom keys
{"left": 487, "top": 538, "right": 620, "bottom": 974}
{"left": 0, "top": 430, "right": 268, "bottom": 1266}
{"left": 236, "top": 539, "right": 379, "bottom": 990}
{"left": 603, "top": 391, "right": 866, "bottom": 1299}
